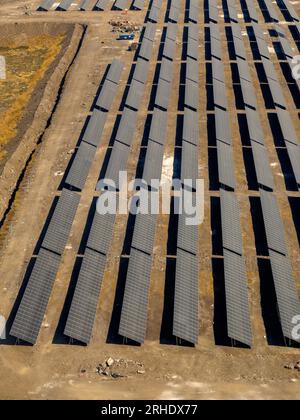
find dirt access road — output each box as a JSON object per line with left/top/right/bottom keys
{"left": 0, "top": 0, "right": 300, "bottom": 400}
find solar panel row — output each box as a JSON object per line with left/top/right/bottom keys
{"left": 277, "top": 110, "right": 300, "bottom": 186}
{"left": 272, "top": 24, "right": 300, "bottom": 105}
{"left": 229, "top": 24, "right": 275, "bottom": 190}
{"left": 182, "top": 86, "right": 199, "bottom": 191}
{"left": 155, "top": 25, "right": 178, "bottom": 110}
{"left": 132, "top": 0, "right": 145, "bottom": 10}
{"left": 105, "top": 125, "right": 137, "bottom": 187}
{"left": 273, "top": 24, "right": 294, "bottom": 60}
{"left": 147, "top": 0, "right": 162, "bottom": 23}
{"left": 94, "top": 0, "right": 110, "bottom": 10}
{"left": 173, "top": 245, "right": 199, "bottom": 344}
{"left": 261, "top": 0, "right": 280, "bottom": 22}
{"left": 215, "top": 109, "right": 231, "bottom": 147}
{"left": 64, "top": 210, "right": 115, "bottom": 344}
{"left": 113, "top": 0, "right": 130, "bottom": 10}
{"left": 208, "top": 0, "right": 219, "bottom": 23}
{"left": 38, "top": 0, "right": 55, "bottom": 10}
{"left": 209, "top": 25, "right": 228, "bottom": 111}
{"left": 184, "top": 25, "right": 199, "bottom": 112}
{"left": 168, "top": 0, "right": 181, "bottom": 23}
{"left": 143, "top": 22, "right": 156, "bottom": 42}
{"left": 259, "top": 189, "right": 300, "bottom": 343}
{"left": 209, "top": 22, "right": 236, "bottom": 190}
{"left": 243, "top": 0, "right": 259, "bottom": 22}
{"left": 57, "top": 0, "right": 73, "bottom": 10}
{"left": 278, "top": 0, "right": 299, "bottom": 22}
{"left": 118, "top": 248, "right": 153, "bottom": 343}
{"left": 175, "top": 174, "right": 199, "bottom": 347}
{"left": 41, "top": 189, "right": 81, "bottom": 256}
{"left": 226, "top": 0, "right": 238, "bottom": 22}
{"left": 250, "top": 25, "right": 290, "bottom": 110}
{"left": 163, "top": 37, "right": 177, "bottom": 60}
{"left": 64, "top": 248, "right": 107, "bottom": 343}
{"left": 118, "top": 32, "right": 176, "bottom": 342}
{"left": 10, "top": 189, "right": 81, "bottom": 344}
{"left": 67, "top": 60, "right": 124, "bottom": 190}
{"left": 10, "top": 249, "right": 62, "bottom": 344}
{"left": 220, "top": 190, "right": 252, "bottom": 347}
{"left": 188, "top": 5, "right": 199, "bottom": 23}
{"left": 173, "top": 23, "right": 200, "bottom": 345}
{"left": 82, "top": 110, "right": 107, "bottom": 147}
{"left": 80, "top": 0, "right": 94, "bottom": 11}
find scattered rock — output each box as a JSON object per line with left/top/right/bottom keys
{"left": 285, "top": 362, "right": 300, "bottom": 371}
{"left": 102, "top": 368, "right": 110, "bottom": 376}
{"left": 96, "top": 358, "right": 145, "bottom": 378}
{"left": 111, "top": 372, "right": 124, "bottom": 379}
{"left": 106, "top": 357, "right": 114, "bottom": 367}
{"left": 67, "top": 149, "right": 75, "bottom": 155}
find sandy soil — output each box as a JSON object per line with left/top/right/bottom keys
{"left": 0, "top": 0, "right": 299, "bottom": 400}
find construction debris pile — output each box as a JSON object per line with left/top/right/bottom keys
{"left": 109, "top": 20, "right": 141, "bottom": 34}
{"left": 95, "top": 357, "right": 146, "bottom": 379}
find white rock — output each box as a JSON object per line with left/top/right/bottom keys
{"left": 106, "top": 357, "right": 114, "bottom": 367}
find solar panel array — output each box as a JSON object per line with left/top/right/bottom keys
{"left": 38, "top": 0, "right": 149, "bottom": 10}
{"left": 10, "top": 59, "right": 124, "bottom": 344}
{"left": 118, "top": 22, "right": 177, "bottom": 343}
{"left": 64, "top": 24, "right": 156, "bottom": 344}
{"left": 8, "top": 0, "right": 300, "bottom": 349}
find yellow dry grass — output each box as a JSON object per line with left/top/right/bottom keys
{"left": 0, "top": 34, "right": 65, "bottom": 161}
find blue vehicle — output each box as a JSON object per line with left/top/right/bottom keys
{"left": 118, "top": 33, "right": 135, "bottom": 40}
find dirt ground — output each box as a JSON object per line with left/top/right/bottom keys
{"left": 0, "top": 24, "right": 71, "bottom": 168}
{"left": 0, "top": 0, "right": 300, "bottom": 400}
